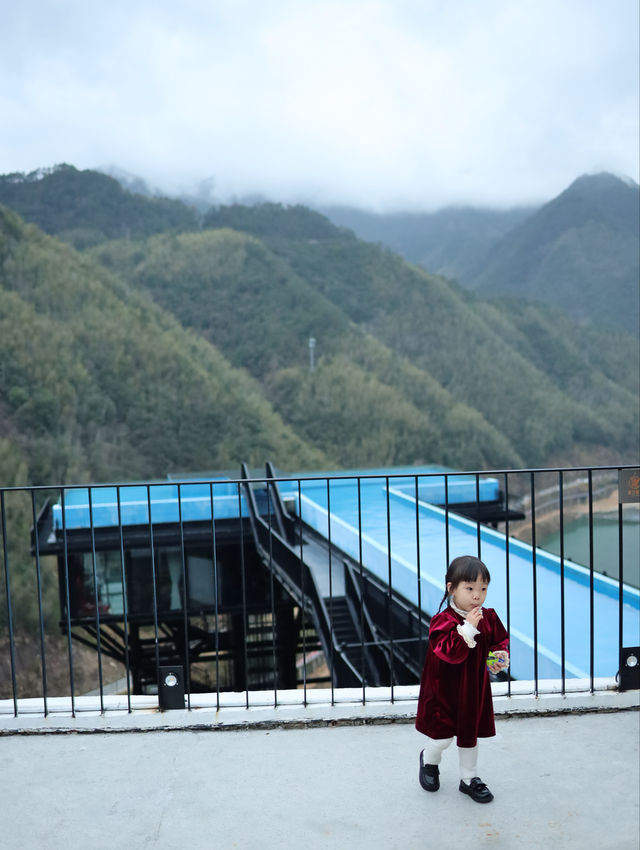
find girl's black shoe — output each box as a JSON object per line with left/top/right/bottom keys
{"left": 419, "top": 750, "right": 440, "bottom": 792}
{"left": 459, "top": 777, "right": 494, "bottom": 803}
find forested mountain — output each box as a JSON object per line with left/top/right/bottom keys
{"left": 0, "top": 164, "right": 199, "bottom": 250}
{"left": 319, "top": 204, "right": 535, "bottom": 283}
{"left": 469, "top": 173, "right": 640, "bottom": 335}
{"left": 91, "top": 228, "right": 520, "bottom": 470}
{"left": 0, "top": 205, "right": 327, "bottom": 485}
{"left": 194, "top": 204, "right": 636, "bottom": 462}
{"left": 321, "top": 173, "right": 640, "bottom": 337}
{"left": 0, "top": 165, "right": 638, "bottom": 494}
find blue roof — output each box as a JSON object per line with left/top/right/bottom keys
{"left": 52, "top": 480, "right": 249, "bottom": 530}
{"left": 52, "top": 466, "right": 500, "bottom": 530}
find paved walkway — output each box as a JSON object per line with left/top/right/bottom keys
{"left": 2, "top": 709, "right": 638, "bottom": 849}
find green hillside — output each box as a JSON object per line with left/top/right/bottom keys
{"left": 91, "top": 228, "right": 520, "bottom": 469}
{"left": 321, "top": 173, "right": 640, "bottom": 338}
{"left": 90, "top": 204, "right": 637, "bottom": 468}
{"left": 470, "top": 173, "right": 640, "bottom": 335}
{"left": 320, "top": 204, "right": 535, "bottom": 282}
{"left": 245, "top": 219, "right": 636, "bottom": 463}
{"left": 0, "top": 164, "right": 199, "bottom": 250}
{"left": 0, "top": 205, "right": 327, "bottom": 486}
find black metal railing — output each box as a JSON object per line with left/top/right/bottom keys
{"left": 1, "top": 464, "right": 638, "bottom": 717}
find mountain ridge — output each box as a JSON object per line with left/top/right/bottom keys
{"left": 469, "top": 172, "right": 639, "bottom": 334}
{"left": 317, "top": 171, "right": 639, "bottom": 336}
{"left": 317, "top": 203, "right": 536, "bottom": 282}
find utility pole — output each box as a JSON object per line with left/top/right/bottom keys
{"left": 308, "top": 337, "right": 316, "bottom": 372}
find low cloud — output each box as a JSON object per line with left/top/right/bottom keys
{"left": 1, "top": 0, "right": 638, "bottom": 210}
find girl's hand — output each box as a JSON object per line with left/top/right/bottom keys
{"left": 492, "top": 650, "right": 510, "bottom": 672}
{"left": 466, "top": 606, "right": 483, "bottom": 628}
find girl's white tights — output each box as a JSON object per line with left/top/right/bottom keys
{"left": 421, "top": 736, "right": 479, "bottom": 782}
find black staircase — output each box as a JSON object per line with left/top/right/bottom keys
{"left": 241, "top": 463, "right": 426, "bottom": 688}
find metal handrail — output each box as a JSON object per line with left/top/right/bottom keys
{"left": 1, "top": 462, "right": 638, "bottom": 716}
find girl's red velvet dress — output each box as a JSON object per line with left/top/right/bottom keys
{"left": 415, "top": 606, "right": 509, "bottom": 748}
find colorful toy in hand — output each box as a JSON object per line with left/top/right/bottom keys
{"left": 487, "top": 651, "right": 509, "bottom": 672}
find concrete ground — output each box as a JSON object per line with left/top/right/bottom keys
{"left": 2, "top": 709, "right": 638, "bottom": 850}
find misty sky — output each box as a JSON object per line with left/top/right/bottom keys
{"left": 1, "top": 0, "right": 638, "bottom": 210}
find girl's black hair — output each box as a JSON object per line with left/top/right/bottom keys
{"left": 436, "top": 555, "right": 491, "bottom": 612}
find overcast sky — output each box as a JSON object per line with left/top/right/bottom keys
{"left": 1, "top": 0, "right": 638, "bottom": 210}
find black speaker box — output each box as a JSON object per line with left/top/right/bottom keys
{"left": 619, "top": 647, "right": 640, "bottom": 691}
{"left": 158, "top": 665, "right": 185, "bottom": 710}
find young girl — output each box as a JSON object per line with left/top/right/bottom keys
{"left": 415, "top": 555, "right": 509, "bottom": 804}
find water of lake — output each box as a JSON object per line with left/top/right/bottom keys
{"left": 539, "top": 511, "right": 640, "bottom": 589}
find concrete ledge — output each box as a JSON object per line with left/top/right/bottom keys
{"left": 1, "top": 678, "right": 637, "bottom": 735}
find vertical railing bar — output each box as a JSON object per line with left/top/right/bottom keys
{"left": 588, "top": 470, "right": 595, "bottom": 693}
{"left": 177, "top": 483, "right": 191, "bottom": 710}
{"left": 116, "top": 486, "right": 132, "bottom": 712}
{"left": 146, "top": 485, "right": 161, "bottom": 683}
{"left": 530, "top": 473, "right": 538, "bottom": 696}
{"left": 385, "top": 476, "right": 394, "bottom": 703}
{"left": 618, "top": 469, "right": 624, "bottom": 689}
{"left": 30, "top": 490, "right": 49, "bottom": 716}
{"left": 267, "top": 480, "right": 278, "bottom": 708}
{"left": 87, "top": 487, "right": 104, "bottom": 713}
{"left": 1, "top": 490, "right": 18, "bottom": 716}
{"left": 357, "top": 477, "right": 365, "bottom": 705}
{"left": 237, "top": 482, "right": 249, "bottom": 709}
{"left": 326, "top": 478, "right": 335, "bottom": 707}
{"left": 444, "top": 474, "right": 450, "bottom": 568}
{"left": 414, "top": 475, "right": 423, "bottom": 662}
{"left": 559, "top": 471, "right": 566, "bottom": 696}
{"left": 503, "top": 473, "right": 511, "bottom": 698}
{"left": 209, "top": 482, "right": 220, "bottom": 712}
{"left": 475, "top": 473, "right": 481, "bottom": 558}
{"left": 60, "top": 487, "right": 76, "bottom": 716}
{"left": 297, "top": 479, "right": 307, "bottom": 706}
